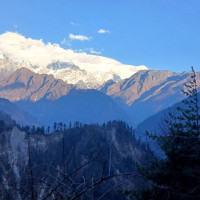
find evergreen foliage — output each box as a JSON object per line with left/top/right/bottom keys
{"left": 0, "top": 120, "right": 150, "bottom": 200}
{"left": 133, "top": 67, "right": 200, "bottom": 200}
{"left": 0, "top": 110, "right": 15, "bottom": 132}
{"left": 17, "top": 124, "right": 45, "bottom": 134}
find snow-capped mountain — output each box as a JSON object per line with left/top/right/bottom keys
{"left": 0, "top": 51, "right": 19, "bottom": 80}
{"left": 0, "top": 32, "right": 148, "bottom": 88}
{"left": 38, "top": 61, "right": 117, "bottom": 88}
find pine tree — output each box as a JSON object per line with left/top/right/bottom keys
{"left": 134, "top": 67, "right": 200, "bottom": 200}
{"left": 53, "top": 122, "right": 57, "bottom": 131}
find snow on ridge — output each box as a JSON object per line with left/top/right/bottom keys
{"left": 0, "top": 32, "right": 148, "bottom": 88}
{"left": 0, "top": 32, "right": 147, "bottom": 78}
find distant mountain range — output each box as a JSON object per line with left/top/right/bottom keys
{"left": 0, "top": 32, "right": 199, "bottom": 127}
{"left": 0, "top": 32, "right": 147, "bottom": 89}
{"left": 101, "top": 70, "right": 200, "bottom": 125}
{"left": 0, "top": 68, "right": 131, "bottom": 126}
{"left": 0, "top": 67, "right": 199, "bottom": 127}
{"left": 0, "top": 98, "right": 39, "bottom": 126}
{"left": 16, "top": 89, "right": 131, "bottom": 126}
{"left": 0, "top": 67, "right": 74, "bottom": 101}
{"left": 134, "top": 92, "right": 200, "bottom": 155}
{"left": 135, "top": 92, "right": 200, "bottom": 137}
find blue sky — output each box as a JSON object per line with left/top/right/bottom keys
{"left": 0, "top": 0, "right": 200, "bottom": 72}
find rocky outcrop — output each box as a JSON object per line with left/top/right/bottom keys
{"left": 1, "top": 68, "right": 200, "bottom": 126}
{"left": 0, "top": 121, "right": 150, "bottom": 199}
{"left": 102, "top": 70, "right": 200, "bottom": 124}
{"left": 103, "top": 70, "right": 178, "bottom": 105}
{"left": 0, "top": 67, "right": 74, "bottom": 101}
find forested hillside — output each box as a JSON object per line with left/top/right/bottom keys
{"left": 0, "top": 120, "right": 152, "bottom": 200}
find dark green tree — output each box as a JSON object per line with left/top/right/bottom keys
{"left": 134, "top": 67, "right": 200, "bottom": 200}
{"left": 59, "top": 122, "right": 63, "bottom": 131}
{"left": 0, "top": 120, "right": 5, "bottom": 132}
{"left": 53, "top": 122, "right": 57, "bottom": 131}
{"left": 47, "top": 126, "right": 50, "bottom": 133}
{"left": 31, "top": 125, "right": 36, "bottom": 134}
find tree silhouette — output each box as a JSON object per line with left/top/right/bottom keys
{"left": 53, "top": 122, "right": 57, "bottom": 131}
{"left": 133, "top": 67, "right": 200, "bottom": 200}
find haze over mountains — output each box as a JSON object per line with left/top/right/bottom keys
{"left": 102, "top": 70, "right": 200, "bottom": 124}
{"left": 0, "top": 67, "right": 131, "bottom": 125}
{"left": 0, "top": 98, "right": 39, "bottom": 126}
{"left": 0, "top": 32, "right": 199, "bottom": 128}
{"left": 1, "top": 1, "right": 200, "bottom": 198}
{"left": 0, "top": 32, "right": 199, "bottom": 200}
{"left": 0, "top": 65, "right": 199, "bottom": 127}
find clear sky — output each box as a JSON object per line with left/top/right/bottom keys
{"left": 0, "top": 0, "right": 200, "bottom": 72}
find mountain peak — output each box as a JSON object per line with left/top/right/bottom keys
{"left": 0, "top": 68, "right": 74, "bottom": 101}
{"left": 104, "top": 69, "right": 179, "bottom": 106}
{"left": 14, "top": 67, "right": 35, "bottom": 74}
{"left": 129, "top": 70, "right": 176, "bottom": 82}
{"left": 0, "top": 32, "right": 148, "bottom": 89}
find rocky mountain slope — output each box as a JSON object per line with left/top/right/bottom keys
{"left": 0, "top": 68, "right": 131, "bottom": 126}
{"left": 1, "top": 67, "right": 199, "bottom": 127}
{"left": 0, "top": 67, "right": 74, "bottom": 101}
{"left": 134, "top": 92, "right": 200, "bottom": 155}
{"left": 0, "top": 121, "right": 150, "bottom": 199}
{"left": 101, "top": 70, "right": 200, "bottom": 125}
{"left": 0, "top": 32, "right": 147, "bottom": 89}
{"left": 16, "top": 89, "right": 131, "bottom": 126}
{"left": 135, "top": 92, "right": 200, "bottom": 138}
{"left": 101, "top": 70, "right": 176, "bottom": 105}
{"left": 0, "top": 98, "right": 39, "bottom": 126}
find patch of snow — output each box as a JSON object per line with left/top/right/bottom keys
{"left": 0, "top": 32, "right": 148, "bottom": 88}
